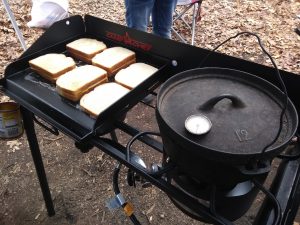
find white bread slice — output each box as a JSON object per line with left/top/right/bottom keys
{"left": 67, "top": 51, "right": 93, "bottom": 64}
{"left": 114, "top": 63, "right": 158, "bottom": 89}
{"left": 92, "top": 47, "right": 136, "bottom": 77}
{"left": 56, "top": 65, "right": 108, "bottom": 101}
{"left": 66, "top": 38, "right": 107, "bottom": 60}
{"left": 29, "top": 53, "right": 76, "bottom": 82}
{"left": 80, "top": 82, "right": 130, "bottom": 117}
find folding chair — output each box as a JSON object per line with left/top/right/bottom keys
{"left": 172, "top": 0, "right": 203, "bottom": 45}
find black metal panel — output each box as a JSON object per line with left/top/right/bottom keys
{"left": 5, "top": 16, "right": 85, "bottom": 77}
{"left": 21, "top": 15, "right": 85, "bottom": 58}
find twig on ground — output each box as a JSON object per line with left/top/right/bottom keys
{"left": 43, "top": 136, "right": 63, "bottom": 142}
{"left": 81, "top": 168, "right": 95, "bottom": 177}
{"left": 101, "top": 211, "right": 106, "bottom": 223}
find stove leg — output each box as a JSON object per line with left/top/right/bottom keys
{"left": 110, "top": 130, "right": 118, "bottom": 142}
{"left": 21, "top": 107, "right": 55, "bottom": 216}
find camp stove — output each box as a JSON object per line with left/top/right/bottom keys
{"left": 1, "top": 15, "right": 300, "bottom": 225}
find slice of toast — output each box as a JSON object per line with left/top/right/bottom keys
{"left": 80, "top": 82, "right": 130, "bottom": 118}
{"left": 66, "top": 38, "right": 107, "bottom": 63}
{"left": 92, "top": 47, "right": 136, "bottom": 77}
{"left": 56, "top": 65, "right": 108, "bottom": 101}
{"left": 29, "top": 53, "right": 76, "bottom": 82}
{"left": 67, "top": 50, "right": 94, "bottom": 64}
{"left": 114, "top": 63, "right": 158, "bottom": 89}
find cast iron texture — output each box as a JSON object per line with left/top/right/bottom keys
{"left": 156, "top": 67, "right": 298, "bottom": 187}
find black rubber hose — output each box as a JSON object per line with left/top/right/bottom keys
{"left": 209, "top": 185, "right": 234, "bottom": 225}
{"left": 130, "top": 214, "right": 141, "bottom": 225}
{"left": 112, "top": 164, "right": 142, "bottom": 225}
{"left": 113, "top": 164, "right": 121, "bottom": 194}
{"left": 126, "top": 131, "right": 175, "bottom": 178}
{"left": 126, "top": 131, "right": 161, "bottom": 162}
{"left": 253, "top": 179, "right": 282, "bottom": 225}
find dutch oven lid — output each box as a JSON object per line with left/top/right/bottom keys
{"left": 157, "top": 67, "right": 297, "bottom": 156}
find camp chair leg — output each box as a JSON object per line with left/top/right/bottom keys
{"left": 174, "top": 4, "right": 195, "bottom": 29}
{"left": 191, "top": 3, "right": 198, "bottom": 45}
{"left": 2, "top": 0, "right": 27, "bottom": 50}
{"left": 171, "top": 27, "right": 187, "bottom": 43}
{"left": 172, "top": 0, "right": 203, "bottom": 46}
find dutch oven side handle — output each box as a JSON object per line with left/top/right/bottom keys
{"left": 238, "top": 160, "right": 271, "bottom": 176}
{"left": 199, "top": 94, "right": 246, "bottom": 111}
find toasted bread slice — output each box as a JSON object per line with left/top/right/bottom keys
{"left": 92, "top": 47, "right": 136, "bottom": 77}
{"left": 114, "top": 63, "right": 158, "bottom": 89}
{"left": 67, "top": 51, "right": 93, "bottom": 64}
{"left": 29, "top": 53, "right": 76, "bottom": 82}
{"left": 66, "top": 38, "right": 107, "bottom": 62}
{"left": 56, "top": 65, "right": 108, "bottom": 101}
{"left": 80, "top": 82, "right": 130, "bottom": 117}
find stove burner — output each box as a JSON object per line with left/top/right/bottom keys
{"left": 167, "top": 170, "right": 265, "bottom": 222}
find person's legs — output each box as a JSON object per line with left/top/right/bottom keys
{"left": 125, "top": 0, "right": 154, "bottom": 32}
{"left": 152, "top": 0, "right": 177, "bottom": 38}
{"left": 125, "top": 0, "right": 156, "bottom": 104}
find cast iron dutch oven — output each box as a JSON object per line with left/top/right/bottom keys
{"left": 156, "top": 67, "right": 298, "bottom": 188}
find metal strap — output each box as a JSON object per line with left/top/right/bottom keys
{"left": 106, "top": 193, "right": 126, "bottom": 210}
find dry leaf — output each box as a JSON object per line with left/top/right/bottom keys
{"left": 6, "top": 140, "right": 22, "bottom": 153}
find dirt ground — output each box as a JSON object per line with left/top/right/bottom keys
{"left": 0, "top": 0, "right": 300, "bottom": 225}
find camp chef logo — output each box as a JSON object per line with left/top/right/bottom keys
{"left": 105, "top": 31, "right": 152, "bottom": 51}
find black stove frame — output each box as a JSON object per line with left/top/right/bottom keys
{"left": 2, "top": 15, "right": 300, "bottom": 224}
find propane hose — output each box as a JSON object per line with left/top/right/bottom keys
{"left": 199, "top": 31, "right": 288, "bottom": 162}
{"left": 126, "top": 131, "right": 176, "bottom": 178}
{"left": 112, "top": 163, "right": 142, "bottom": 225}
{"left": 253, "top": 179, "right": 282, "bottom": 225}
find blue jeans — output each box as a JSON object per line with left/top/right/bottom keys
{"left": 125, "top": 0, "right": 177, "bottom": 39}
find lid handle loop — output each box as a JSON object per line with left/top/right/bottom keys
{"left": 199, "top": 94, "right": 246, "bottom": 111}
